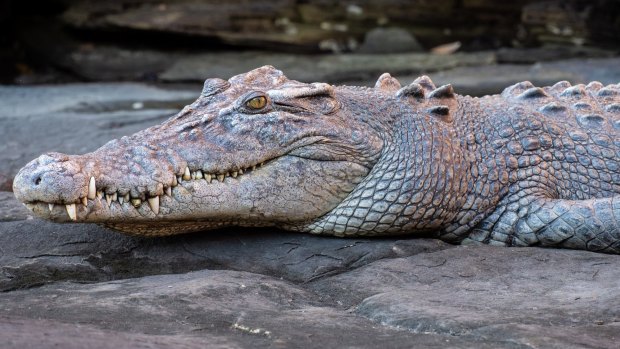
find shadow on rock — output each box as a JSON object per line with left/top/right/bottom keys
{"left": 0, "top": 192, "right": 452, "bottom": 291}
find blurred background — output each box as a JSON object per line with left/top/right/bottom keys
{"left": 0, "top": 0, "right": 619, "bottom": 190}
{"left": 1, "top": 0, "right": 619, "bottom": 88}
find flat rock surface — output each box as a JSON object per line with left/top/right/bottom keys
{"left": 310, "top": 247, "right": 620, "bottom": 332}
{"left": 1, "top": 315, "right": 239, "bottom": 349}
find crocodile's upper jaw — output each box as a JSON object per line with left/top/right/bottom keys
{"left": 12, "top": 66, "right": 382, "bottom": 235}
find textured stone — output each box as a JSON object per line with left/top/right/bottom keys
{"left": 0, "top": 316, "right": 239, "bottom": 349}
{"left": 309, "top": 246, "right": 620, "bottom": 343}
{"left": 1, "top": 239, "right": 619, "bottom": 348}
{"left": 0, "top": 270, "right": 525, "bottom": 349}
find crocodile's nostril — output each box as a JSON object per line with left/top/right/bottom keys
{"left": 34, "top": 176, "right": 42, "bottom": 185}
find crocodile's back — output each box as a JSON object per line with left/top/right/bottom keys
{"left": 471, "top": 81, "right": 620, "bottom": 201}
{"left": 448, "top": 81, "right": 620, "bottom": 252}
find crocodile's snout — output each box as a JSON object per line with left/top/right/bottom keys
{"left": 13, "top": 153, "right": 87, "bottom": 206}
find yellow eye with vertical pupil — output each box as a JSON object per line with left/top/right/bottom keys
{"left": 246, "top": 96, "right": 267, "bottom": 110}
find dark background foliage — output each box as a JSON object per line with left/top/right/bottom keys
{"left": 1, "top": 0, "right": 618, "bottom": 84}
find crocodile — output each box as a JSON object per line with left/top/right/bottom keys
{"left": 12, "top": 66, "right": 620, "bottom": 253}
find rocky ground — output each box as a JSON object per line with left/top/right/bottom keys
{"left": 1, "top": 55, "right": 620, "bottom": 348}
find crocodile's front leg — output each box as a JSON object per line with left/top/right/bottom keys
{"left": 466, "top": 196, "right": 620, "bottom": 253}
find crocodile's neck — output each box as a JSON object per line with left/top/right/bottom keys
{"left": 438, "top": 96, "right": 514, "bottom": 240}
{"left": 295, "top": 93, "right": 473, "bottom": 237}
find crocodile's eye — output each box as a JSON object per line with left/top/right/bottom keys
{"left": 246, "top": 96, "right": 267, "bottom": 110}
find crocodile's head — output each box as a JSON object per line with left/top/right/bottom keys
{"left": 13, "top": 66, "right": 386, "bottom": 236}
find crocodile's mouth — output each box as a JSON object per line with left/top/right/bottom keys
{"left": 21, "top": 156, "right": 277, "bottom": 223}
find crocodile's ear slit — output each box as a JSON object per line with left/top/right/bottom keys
{"left": 428, "top": 84, "right": 455, "bottom": 99}
{"left": 375, "top": 73, "right": 402, "bottom": 92}
{"left": 427, "top": 105, "right": 454, "bottom": 123}
{"left": 396, "top": 83, "right": 425, "bottom": 99}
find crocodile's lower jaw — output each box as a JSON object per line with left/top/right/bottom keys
{"left": 23, "top": 202, "right": 274, "bottom": 236}
{"left": 24, "top": 202, "right": 275, "bottom": 237}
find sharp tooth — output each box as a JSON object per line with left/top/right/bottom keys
{"left": 25, "top": 203, "right": 35, "bottom": 210}
{"left": 118, "top": 195, "right": 124, "bottom": 205}
{"left": 81, "top": 197, "right": 88, "bottom": 207}
{"left": 196, "top": 170, "right": 203, "bottom": 179}
{"left": 191, "top": 171, "right": 196, "bottom": 180}
{"left": 177, "top": 175, "right": 182, "bottom": 184}
{"left": 111, "top": 192, "right": 117, "bottom": 202}
{"left": 205, "top": 174, "right": 212, "bottom": 183}
{"left": 48, "top": 203, "right": 55, "bottom": 211}
{"left": 232, "top": 171, "right": 238, "bottom": 178}
{"left": 96, "top": 191, "right": 103, "bottom": 200}
{"left": 147, "top": 196, "right": 160, "bottom": 215}
{"left": 217, "top": 174, "right": 224, "bottom": 182}
{"left": 124, "top": 193, "right": 130, "bottom": 203}
{"left": 252, "top": 165, "right": 256, "bottom": 171}
{"left": 172, "top": 176, "right": 178, "bottom": 186}
{"left": 260, "top": 162, "right": 265, "bottom": 167}
{"left": 238, "top": 169, "right": 244, "bottom": 175}
{"left": 105, "top": 194, "right": 112, "bottom": 206}
{"left": 88, "top": 177, "right": 96, "bottom": 199}
{"left": 131, "top": 198, "right": 141, "bottom": 207}
{"left": 166, "top": 187, "right": 172, "bottom": 196}
{"left": 66, "top": 204, "right": 77, "bottom": 221}
{"left": 183, "top": 167, "right": 191, "bottom": 180}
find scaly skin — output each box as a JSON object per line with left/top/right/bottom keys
{"left": 12, "top": 66, "right": 620, "bottom": 253}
